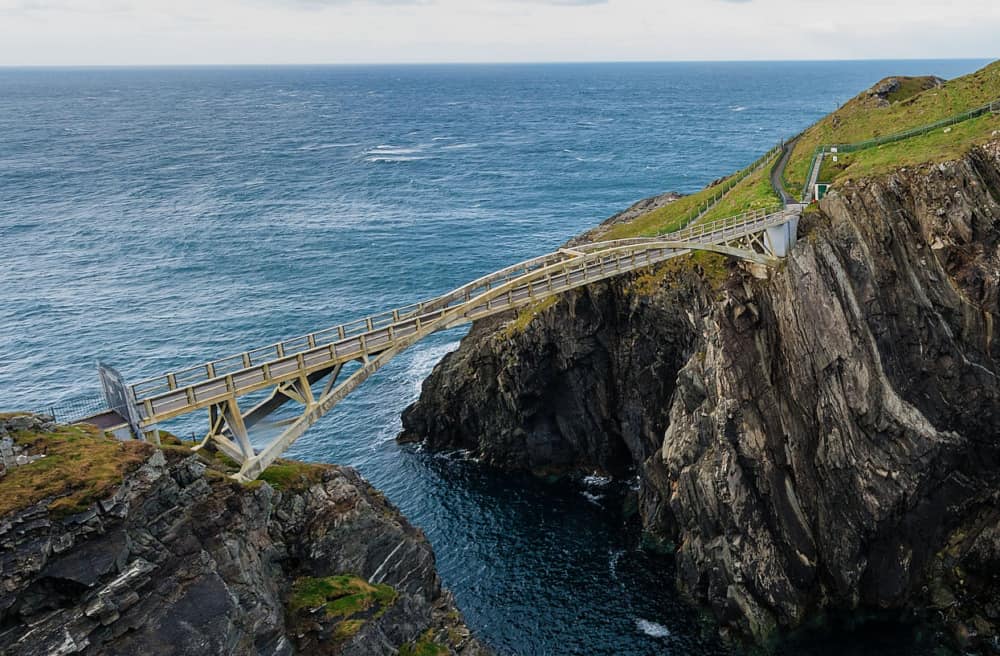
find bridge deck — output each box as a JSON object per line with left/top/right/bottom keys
{"left": 130, "top": 207, "right": 796, "bottom": 427}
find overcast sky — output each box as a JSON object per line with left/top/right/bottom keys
{"left": 0, "top": 0, "right": 997, "bottom": 66}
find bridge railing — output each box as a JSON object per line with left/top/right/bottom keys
{"left": 675, "top": 143, "right": 783, "bottom": 228}
{"left": 130, "top": 250, "right": 580, "bottom": 399}
{"left": 131, "top": 206, "right": 793, "bottom": 402}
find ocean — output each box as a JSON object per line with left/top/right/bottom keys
{"left": 0, "top": 60, "right": 987, "bottom": 655}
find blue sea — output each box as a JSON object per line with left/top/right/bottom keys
{"left": 0, "top": 60, "right": 987, "bottom": 655}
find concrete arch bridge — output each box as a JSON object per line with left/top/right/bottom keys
{"left": 84, "top": 204, "right": 803, "bottom": 481}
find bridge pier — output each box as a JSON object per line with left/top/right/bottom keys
{"left": 764, "top": 210, "right": 801, "bottom": 258}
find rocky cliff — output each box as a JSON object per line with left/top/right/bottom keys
{"left": 0, "top": 414, "right": 487, "bottom": 656}
{"left": 401, "top": 142, "right": 1000, "bottom": 650}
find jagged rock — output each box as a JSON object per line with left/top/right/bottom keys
{"left": 0, "top": 445, "right": 488, "bottom": 656}
{"left": 400, "top": 141, "right": 1000, "bottom": 650}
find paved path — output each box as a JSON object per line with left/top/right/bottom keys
{"left": 770, "top": 138, "right": 799, "bottom": 206}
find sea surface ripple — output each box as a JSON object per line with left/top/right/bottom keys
{"left": 0, "top": 61, "right": 985, "bottom": 655}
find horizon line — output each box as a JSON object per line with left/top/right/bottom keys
{"left": 0, "top": 56, "right": 994, "bottom": 70}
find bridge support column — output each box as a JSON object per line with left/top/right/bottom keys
{"left": 765, "top": 215, "right": 800, "bottom": 258}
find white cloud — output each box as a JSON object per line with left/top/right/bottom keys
{"left": 0, "top": 0, "right": 996, "bottom": 65}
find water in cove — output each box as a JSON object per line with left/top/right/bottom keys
{"left": 0, "top": 60, "right": 986, "bottom": 655}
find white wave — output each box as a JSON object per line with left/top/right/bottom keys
{"left": 366, "top": 145, "right": 423, "bottom": 156}
{"left": 731, "top": 105, "right": 748, "bottom": 112}
{"left": 636, "top": 619, "right": 672, "bottom": 638}
{"left": 582, "top": 474, "right": 612, "bottom": 488}
{"left": 608, "top": 548, "right": 625, "bottom": 579}
{"left": 365, "top": 156, "right": 430, "bottom": 163}
{"left": 441, "top": 143, "right": 479, "bottom": 150}
{"left": 581, "top": 491, "right": 603, "bottom": 505}
{"left": 298, "top": 142, "right": 361, "bottom": 151}
{"left": 406, "top": 341, "right": 462, "bottom": 398}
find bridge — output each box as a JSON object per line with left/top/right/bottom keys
{"left": 56, "top": 98, "right": 1000, "bottom": 480}
{"left": 71, "top": 202, "right": 802, "bottom": 481}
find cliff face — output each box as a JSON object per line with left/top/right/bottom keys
{"left": 0, "top": 416, "right": 486, "bottom": 656}
{"left": 400, "top": 142, "right": 1000, "bottom": 648}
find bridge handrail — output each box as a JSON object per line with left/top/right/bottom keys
{"left": 129, "top": 207, "right": 791, "bottom": 401}
{"left": 800, "top": 96, "right": 1000, "bottom": 201}
{"left": 130, "top": 251, "right": 573, "bottom": 398}
{"left": 676, "top": 143, "right": 783, "bottom": 228}
{"left": 135, "top": 228, "right": 790, "bottom": 417}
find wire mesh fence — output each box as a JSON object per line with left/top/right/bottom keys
{"left": 801, "top": 97, "right": 1000, "bottom": 201}
{"left": 40, "top": 395, "right": 109, "bottom": 424}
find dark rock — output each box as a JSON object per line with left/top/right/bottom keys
{"left": 400, "top": 141, "right": 1000, "bottom": 650}
{"left": 0, "top": 449, "right": 489, "bottom": 656}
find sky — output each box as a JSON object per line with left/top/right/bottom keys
{"left": 0, "top": 0, "right": 997, "bottom": 66}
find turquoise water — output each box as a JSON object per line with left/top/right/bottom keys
{"left": 0, "top": 61, "right": 986, "bottom": 654}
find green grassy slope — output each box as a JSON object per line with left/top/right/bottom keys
{"left": 598, "top": 60, "right": 999, "bottom": 241}
{"left": 785, "top": 62, "right": 1000, "bottom": 192}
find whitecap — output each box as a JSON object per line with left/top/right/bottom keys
{"left": 365, "top": 156, "right": 430, "bottom": 163}
{"left": 731, "top": 105, "right": 748, "bottom": 112}
{"left": 581, "top": 491, "right": 603, "bottom": 505}
{"left": 298, "top": 142, "right": 361, "bottom": 151}
{"left": 406, "top": 341, "right": 462, "bottom": 397}
{"left": 441, "top": 143, "right": 479, "bottom": 150}
{"left": 636, "top": 619, "right": 671, "bottom": 638}
{"left": 366, "top": 146, "right": 422, "bottom": 156}
{"left": 582, "top": 474, "right": 612, "bottom": 487}
{"left": 608, "top": 548, "right": 625, "bottom": 578}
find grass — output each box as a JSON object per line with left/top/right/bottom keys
{"left": 0, "top": 417, "right": 153, "bottom": 518}
{"left": 699, "top": 163, "right": 781, "bottom": 223}
{"left": 817, "top": 113, "right": 1000, "bottom": 183}
{"left": 625, "top": 251, "right": 730, "bottom": 298}
{"left": 257, "top": 460, "right": 327, "bottom": 491}
{"left": 599, "top": 59, "right": 1000, "bottom": 247}
{"left": 599, "top": 182, "right": 725, "bottom": 240}
{"left": 599, "top": 150, "right": 782, "bottom": 240}
{"left": 785, "top": 61, "right": 1000, "bottom": 192}
{"left": 503, "top": 295, "right": 560, "bottom": 337}
{"left": 288, "top": 574, "right": 397, "bottom": 619}
{"left": 286, "top": 575, "right": 398, "bottom": 647}
{"left": 398, "top": 629, "right": 449, "bottom": 656}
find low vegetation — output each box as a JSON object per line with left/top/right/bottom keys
{"left": 258, "top": 460, "right": 328, "bottom": 491}
{"left": 0, "top": 415, "right": 153, "bottom": 518}
{"left": 503, "top": 295, "right": 560, "bottom": 337}
{"left": 785, "top": 61, "right": 1000, "bottom": 191}
{"left": 596, "top": 60, "right": 1000, "bottom": 248}
{"left": 398, "top": 629, "right": 449, "bottom": 656}
{"left": 287, "top": 575, "right": 398, "bottom": 644}
{"left": 288, "top": 575, "right": 397, "bottom": 619}
{"left": 817, "top": 113, "right": 1000, "bottom": 183}
{"left": 698, "top": 163, "right": 781, "bottom": 223}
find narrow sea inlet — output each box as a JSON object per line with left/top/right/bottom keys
{"left": 0, "top": 60, "right": 986, "bottom": 655}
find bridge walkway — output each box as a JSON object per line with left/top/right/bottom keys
{"left": 113, "top": 205, "right": 799, "bottom": 479}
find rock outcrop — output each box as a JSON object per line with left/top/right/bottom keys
{"left": 0, "top": 415, "right": 487, "bottom": 656}
{"left": 401, "top": 142, "right": 1000, "bottom": 650}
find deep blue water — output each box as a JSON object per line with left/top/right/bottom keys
{"left": 0, "top": 60, "right": 987, "bottom": 655}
